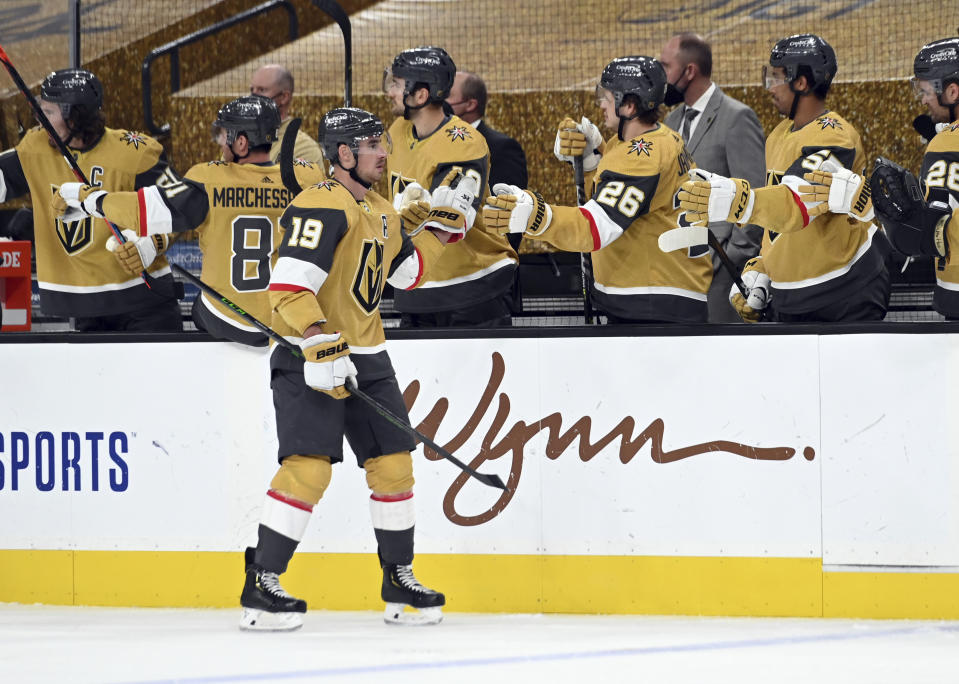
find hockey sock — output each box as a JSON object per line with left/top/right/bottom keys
{"left": 254, "top": 490, "right": 313, "bottom": 573}
{"left": 370, "top": 492, "right": 415, "bottom": 566}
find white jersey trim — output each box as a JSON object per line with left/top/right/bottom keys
{"left": 139, "top": 186, "right": 174, "bottom": 236}
{"left": 771, "top": 224, "right": 878, "bottom": 290}
{"left": 0, "top": 169, "right": 7, "bottom": 203}
{"left": 416, "top": 257, "right": 516, "bottom": 289}
{"left": 270, "top": 256, "right": 328, "bottom": 294}
{"left": 581, "top": 199, "right": 625, "bottom": 249}
{"left": 936, "top": 278, "right": 959, "bottom": 292}
{"left": 593, "top": 283, "right": 708, "bottom": 301}
{"left": 38, "top": 265, "right": 172, "bottom": 293}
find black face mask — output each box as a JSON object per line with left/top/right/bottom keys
{"left": 663, "top": 82, "right": 685, "bottom": 107}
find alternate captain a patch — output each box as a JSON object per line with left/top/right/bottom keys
{"left": 445, "top": 125, "right": 472, "bottom": 142}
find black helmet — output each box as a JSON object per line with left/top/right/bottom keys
{"left": 914, "top": 38, "right": 959, "bottom": 93}
{"left": 769, "top": 34, "right": 837, "bottom": 91}
{"left": 212, "top": 95, "right": 281, "bottom": 148}
{"left": 318, "top": 107, "right": 384, "bottom": 164}
{"left": 599, "top": 56, "right": 667, "bottom": 113}
{"left": 40, "top": 68, "right": 103, "bottom": 118}
{"left": 389, "top": 46, "right": 456, "bottom": 102}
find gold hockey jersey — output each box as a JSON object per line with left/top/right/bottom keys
{"left": 749, "top": 111, "right": 886, "bottom": 313}
{"left": 386, "top": 115, "right": 517, "bottom": 313}
{"left": 268, "top": 180, "right": 445, "bottom": 380}
{"left": 920, "top": 121, "right": 959, "bottom": 317}
{"left": 0, "top": 126, "right": 176, "bottom": 317}
{"left": 184, "top": 160, "right": 326, "bottom": 340}
{"left": 533, "top": 124, "right": 711, "bottom": 322}
{"left": 92, "top": 158, "right": 326, "bottom": 343}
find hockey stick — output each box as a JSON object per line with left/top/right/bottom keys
{"left": 0, "top": 43, "right": 159, "bottom": 290}
{"left": 171, "top": 264, "right": 507, "bottom": 491}
{"left": 279, "top": 117, "right": 303, "bottom": 195}
{"left": 311, "top": 0, "right": 352, "bottom": 107}
{"left": 572, "top": 156, "right": 595, "bottom": 324}
{"left": 658, "top": 224, "right": 748, "bottom": 297}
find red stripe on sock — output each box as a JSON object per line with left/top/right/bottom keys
{"left": 371, "top": 491, "right": 414, "bottom": 503}
{"left": 267, "top": 489, "right": 313, "bottom": 512}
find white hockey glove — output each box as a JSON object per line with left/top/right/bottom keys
{"left": 105, "top": 229, "right": 171, "bottom": 275}
{"left": 53, "top": 182, "right": 107, "bottom": 223}
{"left": 798, "top": 159, "right": 874, "bottom": 222}
{"left": 729, "top": 258, "right": 770, "bottom": 323}
{"left": 392, "top": 181, "right": 431, "bottom": 212}
{"left": 553, "top": 116, "right": 603, "bottom": 172}
{"left": 678, "top": 169, "right": 755, "bottom": 225}
{"left": 299, "top": 332, "right": 357, "bottom": 400}
{"left": 416, "top": 167, "right": 479, "bottom": 242}
{"left": 483, "top": 183, "right": 553, "bottom": 237}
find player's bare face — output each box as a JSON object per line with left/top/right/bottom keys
{"left": 38, "top": 99, "right": 71, "bottom": 146}
{"left": 764, "top": 67, "right": 791, "bottom": 115}
{"left": 386, "top": 77, "right": 407, "bottom": 117}
{"left": 214, "top": 128, "right": 235, "bottom": 162}
{"left": 914, "top": 79, "right": 953, "bottom": 123}
{"left": 354, "top": 137, "right": 387, "bottom": 184}
{"left": 595, "top": 88, "right": 617, "bottom": 129}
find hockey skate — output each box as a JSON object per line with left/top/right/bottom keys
{"left": 239, "top": 547, "right": 307, "bottom": 631}
{"left": 381, "top": 563, "right": 445, "bottom": 625}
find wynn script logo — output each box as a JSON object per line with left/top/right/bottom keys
{"left": 402, "top": 352, "right": 815, "bottom": 527}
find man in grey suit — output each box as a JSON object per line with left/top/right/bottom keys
{"left": 661, "top": 33, "right": 766, "bottom": 323}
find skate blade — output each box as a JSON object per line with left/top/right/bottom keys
{"left": 383, "top": 603, "right": 443, "bottom": 626}
{"left": 239, "top": 607, "right": 303, "bottom": 631}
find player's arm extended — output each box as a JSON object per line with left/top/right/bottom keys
{"left": 482, "top": 171, "right": 658, "bottom": 252}
{"left": 53, "top": 174, "right": 210, "bottom": 237}
{"left": 269, "top": 202, "right": 348, "bottom": 334}
{"left": 387, "top": 227, "right": 448, "bottom": 290}
{"left": 751, "top": 146, "right": 862, "bottom": 233}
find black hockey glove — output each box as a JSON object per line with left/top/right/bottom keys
{"left": 870, "top": 157, "right": 952, "bottom": 258}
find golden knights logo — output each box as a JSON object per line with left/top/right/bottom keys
{"left": 293, "top": 158, "right": 313, "bottom": 168}
{"left": 627, "top": 138, "right": 653, "bottom": 156}
{"left": 50, "top": 185, "right": 93, "bottom": 255}
{"left": 121, "top": 131, "right": 147, "bottom": 149}
{"left": 207, "top": 160, "right": 228, "bottom": 166}
{"left": 816, "top": 116, "right": 842, "bottom": 131}
{"left": 312, "top": 180, "right": 338, "bottom": 191}
{"left": 445, "top": 125, "right": 472, "bottom": 142}
{"left": 352, "top": 239, "right": 385, "bottom": 314}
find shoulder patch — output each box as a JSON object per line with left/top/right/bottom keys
{"left": 445, "top": 125, "right": 472, "bottom": 142}
{"left": 207, "top": 160, "right": 228, "bottom": 166}
{"left": 627, "top": 138, "right": 654, "bottom": 156}
{"left": 815, "top": 115, "right": 843, "bottom": 131}
{"left": 120, "top": 130, "right": 149, "bottom": 149}
{"left": 293, "top": 158, "right": 314, "bottom": 168}
{"left": 312, "top": 180, "right": 339, "bottom": 191}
